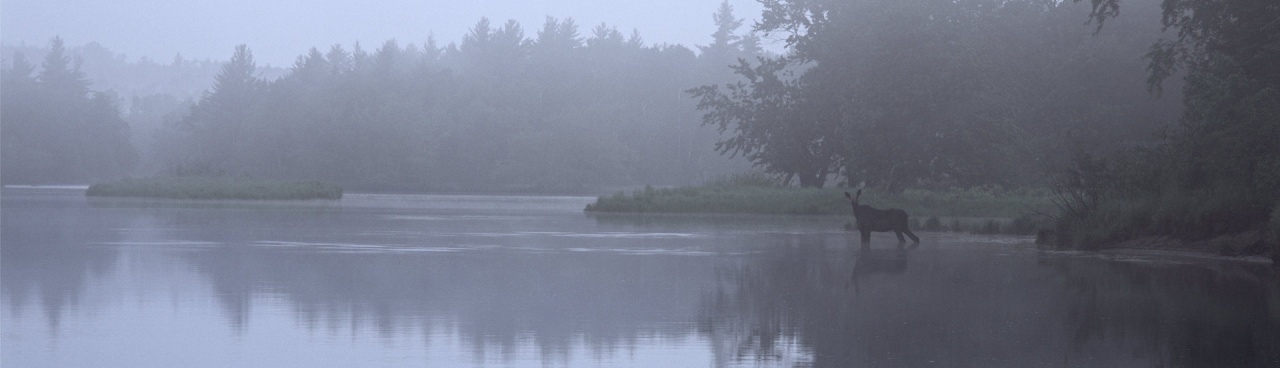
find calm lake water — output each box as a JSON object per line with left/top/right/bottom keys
{"left": 3, "top": 187, "right": 1278, "bottom": 367}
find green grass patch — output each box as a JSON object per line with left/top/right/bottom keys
{"left": 1052, "top": 185, "right": 1273, "bottom": 250}
{"left": 585, "top": 184, "right": 1054, "bottom": 222}
{"left": 86, "top": 177, "right": 343, "bottom": 200}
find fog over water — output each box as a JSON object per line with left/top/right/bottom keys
{"left": 4, "top": 188, "right": 1278, "bottom": 367}
{"left": 1, "top": 0, "right": 771, "bottom": 65}
{"left": 3, "top": 0, "right": 1279, "bottom": 365}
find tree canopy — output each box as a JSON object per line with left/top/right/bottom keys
{"left": 147, "top": 15, "right": 762, "bottom": 192}
{"left": 1042, "top": 0, "right": 1280, "bottom": 247}
{"left": 1, "top": 37, "right": 136, "bottom": 184}
{"left": 692, "top": 0, "right": 1178, "bottom": 189}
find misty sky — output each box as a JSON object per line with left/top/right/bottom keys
{"left": 1, "top": 0, "right": 774, "bottom": 66}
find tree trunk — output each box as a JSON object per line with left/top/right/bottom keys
{"left": 798, "top": 171, "right": 824, "bottom": 188}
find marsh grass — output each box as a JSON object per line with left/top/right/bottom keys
{"left": 584, "top": 184, "right": 1055, "bottom": 234}
{"left": 586, "top": 185, "right": 1052, "bottom": 216}
{"left": 86, "top": 177, "right": 343, "bottom": 200}
{"left": 1052, "top": 185, "right": 1274, "bottom": 250}
{"left": 912, "top": 215, "right": 1049, "bottom": 235}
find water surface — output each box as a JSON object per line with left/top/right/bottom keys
{"left": 3, "top": 187, "right": 1277, "bottom": 367}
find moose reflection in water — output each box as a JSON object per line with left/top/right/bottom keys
{"left": 844, "top": 189, "right": 919, "bottom": 245}
{"left": 702, "top": 234, "right": 1280, "bottom": 367}
{"left": 848, "top": 244, "right": 914, "bottom": 295}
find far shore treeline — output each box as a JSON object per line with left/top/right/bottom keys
{"left": 2, "top": 11, "right": 764, "bottom": 193}
{"left": 86, "top": 177, "right": 342, "bottom": 200}
{"left": 4, "top": 1, "right": 1174, "bottom": 193}
{"left": 2, "top": 0, "right": 1277, "bottom": 255}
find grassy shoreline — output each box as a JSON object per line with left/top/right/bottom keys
{"left": 585, "top": 185, "right": 1056, "bottom": 235}
{"left": 86, "top": 177, "right": 343, "bottom": 200}
{"left": 1045, "top": 188, "right": 1279, "bottom": 260}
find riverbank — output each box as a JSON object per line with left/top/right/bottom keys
{"left": 1039, "top": 226, "right": 1277, "bottom": 263}
{"left": 1042, "top": 189, "right": 1279, "bottom": 263}
{"left": 85, "top": 177, "right": 343, "bottom": 200}
{"left": 585, "top": 185, "right": 1056, "bottom": 235}
{"left": 1102, "top": 229, "right": 1274, "bottom": 259}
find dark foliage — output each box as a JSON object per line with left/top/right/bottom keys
{"left": 694, "top": 0, "right": 1178, "bottom": 190}
{"left": 150, "top": 15, "right": 763, "bottom": 192}
{"left": 1047, "top": 0, "right": 1280, "bottom": 250}
{"left": 1, "top": 37, "right": 136, "bottom": 184}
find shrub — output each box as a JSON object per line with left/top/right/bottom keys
{"left": 972, "top": 219, "right": 1002, "bottom": 234}
{"left": 703, "top": 170, "right": 785, "bottom": 188}
{"left": 923, "top": 216, "right": 943, "bottom": 231}
{"left": 1006, "top": 214, "right": 1050, "bottom": 235}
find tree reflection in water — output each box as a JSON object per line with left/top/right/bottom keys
{"left": 1, "top": 193, "right": 122, "bottom": 333}
{"left": 5, "top": 190, "right": 1278, "bottom": 367}
{"left": 181, "top": 242, "right": 718, "bottom": 364}
{"left": 1042, "top": 253, "right": 1280, "bottom": 367}
{"left": 702, "top": 234, "right": 1279, "bottom": 367}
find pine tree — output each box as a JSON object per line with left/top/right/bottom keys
{"left": 535, "top": 16, "right": 582, "bottom": 52}
{"left": 177, "top": 44, "right": 263, "bottom": 173}
{"left": 738, "top": 31, "right": 763, "bottom": 56}
{"left": 3, "top": 39, "right": 136, "bottom": 183}
{"left": 207, "top": 45, "right": 259, "bottom": 105}
{"left": 1, "top": 52, "right": 40, "bottom": 183}
{"left": 4, "top": 52, "right": 37, "bottom": 84}
{"left": 38, "top": 36, "right": 90, "bottom": 100}
{"left": 699, "top": 1, "right": 743, "bottom": 60}
{"left": 326, "top": 44, "right": 351, "bottom": 74}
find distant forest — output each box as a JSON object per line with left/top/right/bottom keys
{"left": 0, "top": 0, "right": 1233, "bottom": 195}
{"left": 3, "top": 9, "right": 767, "bottom": 192}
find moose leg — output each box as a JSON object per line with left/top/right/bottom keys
{"left": 860, "top": 230, "right": 871, "bottom": 245}
{"left": 903, "top": 228, "right": 920, "bottom": 243}
{"left": 894, "top": 230, "right": 906, "bottom": 243}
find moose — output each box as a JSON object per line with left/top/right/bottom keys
{"left": 845, "top": 189, "right": 919, "bottom": 245}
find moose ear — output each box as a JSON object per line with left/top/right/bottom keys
{"left": 856, "top": 189, "right": 862, "bottom": 199}
{"left": 844, "top": 192, "right": 852, "bottom": 199}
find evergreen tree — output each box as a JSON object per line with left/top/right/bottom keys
{"left": 326, "top": 44, "right": 352, "bottom": 74}
{"left": 140, "top": 18, "right": 758, "bottom": 191}
{"left": 536, "top": 16, "right": 582, "bottom": 51}
{"left": 175, "top": 44, "right": 264, "bottom": 173}
{"left": 700, "top": 0, "right": 744, "bottom": 58}
{"left": 1, "top": 38, "right": 136, "bottom": 184}
{"left": 38, "top": 36, "right": 90, "bottom": 100}
{"left": 84, "top": 91, "right": 137, "bottom": 179}
{"left": 587, "top": 23, "right": 625, "bottom": 49}
{"left": 423, "top": 34, "right": 443, "bottom": 63}
{"left": 207, "top": 44, "right": 260, "bottom": 105}
{"left": 1, "top": 53, "right": 40, "bottom": 183}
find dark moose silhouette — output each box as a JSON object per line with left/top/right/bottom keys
{"left": 845, "top": 189, "right": 919, "bottom": 245}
